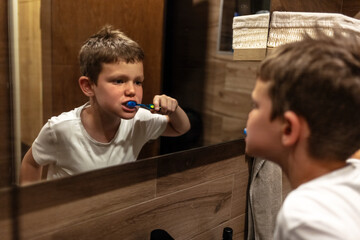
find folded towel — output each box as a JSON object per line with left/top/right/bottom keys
{"left": 268, "top": 11, "right": 360, "bottom": 48}
{"left": 232, "top": 13, "right": 270, "bottom": 49}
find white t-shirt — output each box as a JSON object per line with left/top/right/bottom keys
{"left": 32, "top": 103, "right": 168, "bottom": 180}
{"left": 274, "top": 159, "right": 360, "bottom": 240}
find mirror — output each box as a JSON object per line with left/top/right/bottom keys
{"left": 6, "top": 0, "right": 269, "bottom": 186}
{"left": 9, "top": 0, "right": 360, "bottom": 186}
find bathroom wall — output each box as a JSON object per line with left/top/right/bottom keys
{"left": 0, "top": 0, "right": 12, "bottom": 188}
{"left": 18, "top": 0, "right": 43, "bottom": 146}
{"left": 271, "top": 0, "right": 360, "bottom": 17}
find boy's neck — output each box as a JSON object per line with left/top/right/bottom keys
{"left": 81, "top": 105, "right": 121, "bottom": 143}
{"left": 286, "top": 153, "right": 347, "bottom": 189}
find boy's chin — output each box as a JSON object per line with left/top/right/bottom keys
{"left": 121, "top": 115, "right": 136, "bottom": 120}
{"left": 120, "top": 112, "right": 137, "bottom": 120}
{"left": 245, "top": 145, "right": 264, "bottom": 159}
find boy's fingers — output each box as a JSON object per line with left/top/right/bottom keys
{"left": 153, "top": 96, "right": 160, "bottom": 111}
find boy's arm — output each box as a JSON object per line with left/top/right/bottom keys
{"left": 153, "top": 94, "right": 191, "bottom": 137}
{"left": 20, "top": 147, "right": 42, "bottom": 185}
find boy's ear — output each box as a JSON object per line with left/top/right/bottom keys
{"left": 79, "top": 76, "right": 94, "bottom": 97}
{"left": 281, "top": 111, "right": 302, "bottom": 147}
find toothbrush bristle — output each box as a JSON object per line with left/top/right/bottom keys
{"left": 127, "top": 101, "right": 137, "bottom": 108}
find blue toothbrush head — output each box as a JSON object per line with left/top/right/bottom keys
{"left": 126, "top": 101, "right": 137, "bottom": 108}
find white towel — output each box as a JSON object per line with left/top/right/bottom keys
{"left": 232, "top": 13, "right": 270, "bottom": 49}
{"left": 268, "top": 11, "right": 360, "bottom": 48}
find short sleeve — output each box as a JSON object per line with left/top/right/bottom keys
{"left": 31, "top": 121, "right": 58, "bottom": 166}
{"left": 135, "top": 109, "right": 168, "bottom": 141}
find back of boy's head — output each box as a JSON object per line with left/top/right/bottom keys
{"left": 258, "top": 29, "right": 360, "bottom": 161}
{"left": 79, "top": 25, "right": 144, "bottom": 84}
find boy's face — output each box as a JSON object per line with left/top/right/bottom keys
{"left": 245, "top": 79, "right": 284, "bottom": 161}
{"left": 93, "top": 61, "right": 144, "bottom": 119}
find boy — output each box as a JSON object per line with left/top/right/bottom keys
{"left": 245, "top": 29, "right": 360, "bottom": 239}
{"left": 20, "top": 25, "right": 190, "bottom": 185}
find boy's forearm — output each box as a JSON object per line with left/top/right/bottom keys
{"left": 167, "top": 106, "right": 191, "bottom": 136}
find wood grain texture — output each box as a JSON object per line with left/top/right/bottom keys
{"left": 0, "top": 188, "right": 14, "bottom": 240}
{"left": 271, "top": 0, "right": 360, "bottom": 18}
{"left": 192, "top": 215, "right": 246, "bottom": 240}
{"left": 0, "top": 0, "right": 12, "bottom": 188}
{"left": 35, "top": 176, "right": 234, "bottom": 240}
{"left": 157, "top": 139, "right": 246, "bottom": 196}
{"left": 341, "top": 0, "right": 360, "bottom": 17}
{"left": 16, "top": 139, "right": 247, "bottom": 239}
{"left": 271, "top": 0, "right": 342, "bottom": 13}
{"left": 18, "top": 0, "right": 43, "bottom": 145}
{"left": 18, "top": 159, "right": 157, "bottom": 239}
{"left": 233, "top": 49, "right": 267, "bottom": 61}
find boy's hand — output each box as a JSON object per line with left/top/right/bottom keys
{"left": 153, "top": 94, "right": 178, "bottom": 115}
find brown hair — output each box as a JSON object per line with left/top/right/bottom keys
{"left": 258, "top": 29, "right": 360, "bottom": 160}
{"left": 79, "top": 25, "right": 144, "bottom": 84}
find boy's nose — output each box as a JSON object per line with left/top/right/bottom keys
{"left": 125, "top": 82, "right": 136, "bottom": 95}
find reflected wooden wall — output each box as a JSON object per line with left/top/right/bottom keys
{"left": 18, "top": 0, "right": 43, "bottom": 146}
{"left": 0, "top": 1, "right": 14, "bottom": 239}
{"left": 271, "top": 0, "right": 360, "bottom": 17}
{"left": 0, "top": 0, "right": 13, "bottom": 188}
{"left": 0, "top": 188, "right": 13, "bottom": 240}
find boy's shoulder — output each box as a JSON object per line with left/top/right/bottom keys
{"left": 47, "top": 103, "right": 86, "bottom": 127}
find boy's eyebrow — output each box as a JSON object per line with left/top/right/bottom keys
{"left": 107, "top": 73, "right": 144, "bottom": 80}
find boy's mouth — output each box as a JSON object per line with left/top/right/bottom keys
{"left": 125, "top": 101, "right": 137, "bottom": 108}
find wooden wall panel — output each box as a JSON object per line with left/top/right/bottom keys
{"left": 17, "top": 159, "right": 157, "bottom": 239}
{"left": 342, "top": 0, "right": 360, "bottom": 17}
{"left": 0, "top": 188, "right": 14, "bottom": 240}
{"left": 35, "top": 176, "right": 234, "bottom": 240}
{"left": 18, "top": 0, "right": 43, "bottom": 146}
{"left": 16, "top": 139, "right": 248, "bottom": 239}
{"left": 0, "top": 0, "right": 13, "bottom": 188}
{"left": 271, "top": 0, "right": 360, "bottom": 18}
{"left": 157, "top": 141, "right": 246, "bottom": 196}
{"left": 271, "top": 0, "right": 342, "bottom": 13}
{"left": 192, "top": 215, "right": 245, "bottom": 240}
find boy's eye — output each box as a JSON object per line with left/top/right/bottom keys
{"left": 135, "top": 81, "right": 143, "bottom": 86}
{"left": 114, "top": 79, "right": 124, "bottom": 84}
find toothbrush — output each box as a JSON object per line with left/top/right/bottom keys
{"left": 126, "top": 101, "right": 155, "bottom": 110}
